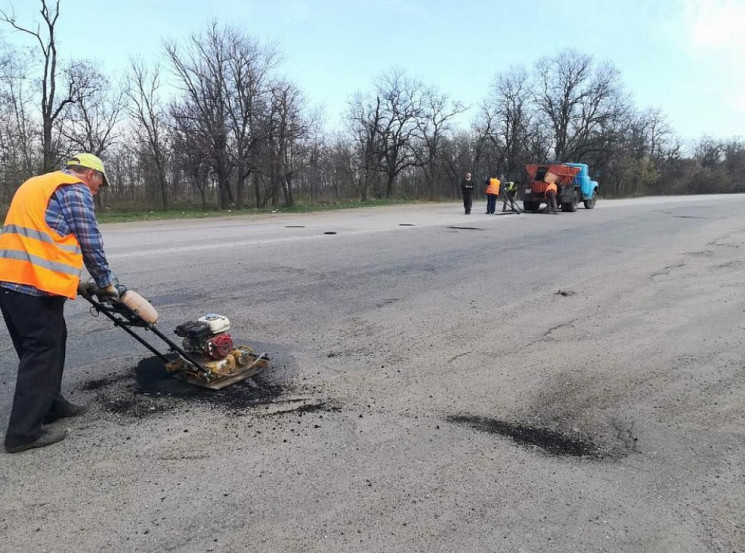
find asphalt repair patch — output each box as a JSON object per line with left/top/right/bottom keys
{"left": 447, "top": 414, "right": 606, "bottom": 459}
{"left": 81, "top": 356, "right": 332, "bottom": 419}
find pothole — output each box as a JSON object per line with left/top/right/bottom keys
{"left": 447, "top": 415, "right": 604, "bottom": 458}
{"left": 555, "top": 290, "right": 575, "bottom": 297}
{"left": 446, "top": 226, "right": 483, "bottom": 231}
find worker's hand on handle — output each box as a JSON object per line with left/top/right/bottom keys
{"left": 99, "top": 284, "right": 120, "bottom": 301}
{"left": 77, "top": 280, "right": 97, "bottom": 298}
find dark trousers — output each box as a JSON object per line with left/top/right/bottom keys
{"left": 502, "top": 193, "right": 520, "bottom": 212}
{"left": 546, "top": 190, "right": 558, "bottom": 213}
{"left": 0, "top": 288, "right": 68, "bottom": 448}
{"left": 462, "top": 191, "right": 473, "bottom": 213}
{"left": 486, "top": 194, "right": 498, "bottom": 214}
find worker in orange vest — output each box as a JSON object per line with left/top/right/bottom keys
{"left": 545, "top": 182, "right": 559, "bottom": 214}
{"left": 484, "top": 175, "right": 501, "bottom": 214}
{"left": 0, "top": 153, "right": 119, "bottom": 453}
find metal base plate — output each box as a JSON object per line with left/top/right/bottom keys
{"left": 171, "top": 358, "right": 268, "bottom": 389}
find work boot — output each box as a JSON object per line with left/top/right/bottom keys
{"left": 6, "top": 428, "right": 67, "bottom": 453}
{"left": 43, "top": 401, "right": 89, "bottom": 424}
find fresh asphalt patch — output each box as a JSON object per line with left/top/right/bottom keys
{"left": 447, "top": 414, "right": 617, "bottom": 460}
{"left": 79, "top": 355, "right": 329, "bottom": 419}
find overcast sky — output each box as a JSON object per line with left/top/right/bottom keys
{"left": 1, "top": 0, "right": 743, "bottom": 142}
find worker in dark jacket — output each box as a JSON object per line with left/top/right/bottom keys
{"left": 0, "top": 153, "right": 119, "bottom": 453}
{"left": 460, "top": 172, "right": 475, "bottom": 214}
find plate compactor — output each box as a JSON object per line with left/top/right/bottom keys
{"left": 80, "top": 284, "right": 269, "bottom": 390}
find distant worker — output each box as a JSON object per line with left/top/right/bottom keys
{"left": 460, "top": 172, "right": 475, "bottom": 214}
{"left": 485, "top": 174, "right": 500, "bottom": 214}
{"left": 0, "top": 153, "right": 119, "bottom": 453}
{"left": 501, "top": 179, "right": 521, "bottom": 213}
{"left": 545, "top": 181, "right": 559, "bottom": 214}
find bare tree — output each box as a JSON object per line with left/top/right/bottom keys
{"left": 438, "top": 131, "right": 479, "bottom": 198}
{"left": 377, "top": 70, "right": 426, "bottom": 198}
{"left": 694, "top": 137, "right": 724, "bottom": 169}
{"left": 634, "top": 107, "right": 671, "bottom": 162}
{"left": 264, "top": 81, "right": 312, "bottom": 207}
{"left": 164, "top": 22, "right": 234, "bottom": 209}
{"left": 533, "top": 50, "right": 628, "bottom": 162}
{"left": 534, "top": 50, "right": 591, "bottom": 160}
{"left": 60, "top": 61, "right": 123, "bottom": 156}
{"left": 125, "top": 58, "right": 170, "bottom": 210}
{"left": 172, "top": 124, "right": 210, "bottom": 210}
{"left": 223, "top": 32, "right": 278, "bottom": 208}
{"left": 0, "top": 38, "right": 37, "bottom": 184}
{"left": 417, "top": 87, "right": 465, "bottom": 197}
{"left": 0, "top": 0, "right": 82, "bottom": 170}
{"left": 483, "top": 65, "right": 533, "bottom": 179}
{"left": 347, "top": 93, "right": 387, "bottom": 201}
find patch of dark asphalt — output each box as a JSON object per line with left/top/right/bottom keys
{"left": 399, "top": 223, "right": 415, "bottom": 226}
{"left": 555, "top": 290, "right": 576, "bottom": 297}
{"left": 84, "top": 355, "right": 319, "bottom": 419}
{"left": 447, "top": 415, "right": 604, "bottom": 459}
{"left": 81, "top": 372, "right": 129, "bottom": 391}
{"left": 445, "top": 226, "right": 483, "bottom": 231}
{"left": 285, "top": 225, "right": 305, "bottom": 228}
{"left": 261, "top": 401, "right": 341, "bottom": 417}
{"left": 673, "top": 215, "right": 706, "bottom": 219}
{"left": 323, "top": 231, "right": 337, "bottom": 235}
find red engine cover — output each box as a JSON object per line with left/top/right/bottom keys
{"left": 205, "top": 333, "right": 233, "bottom": 360}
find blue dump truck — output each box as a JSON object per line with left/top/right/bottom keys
{"left": 522, "top": 162, "right": 599, "bottom": 212}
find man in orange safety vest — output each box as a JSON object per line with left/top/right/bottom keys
{"left": 545, "top": 182, "right": 559, "bottom": 214}
{"left": 485, "top": 175, "right": 501, "bottom": 214}
{"left": 0, "top": 153, "right": 119, "bottom": 453}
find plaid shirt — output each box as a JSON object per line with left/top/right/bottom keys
{"left": 0, "top": 171, "right": 115, "bottom": 297}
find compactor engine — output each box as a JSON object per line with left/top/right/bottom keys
{"left": 175, "top": 315, "right": 234, "bottom": 360}
{"left": 167, "top": 313, "right": 267, "bottom": 388}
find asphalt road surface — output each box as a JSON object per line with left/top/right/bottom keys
{"left": 1, "top": 196, "right": 744, "bottom": 552}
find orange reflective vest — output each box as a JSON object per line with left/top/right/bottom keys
{"left": 0, "top": 171, "right": 85, "bottom": 299}
{"left": 545, "top": 182, "right": 558, "bottom": 195}
{"left": 485, "top": 178, "right": 500, "bottom": 195}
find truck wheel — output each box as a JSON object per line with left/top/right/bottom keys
{"left": 561, "top": 191, "right": 579, "bottom": 212}
{"left": 583, "top": 193, "right": 597, "bottom": 209}
{"left": 523, "top": 201, "right": 540, "bottom": 213}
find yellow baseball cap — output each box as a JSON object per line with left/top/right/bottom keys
{"left": 67, "top": 153, "right": 109, "bottom": 187}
